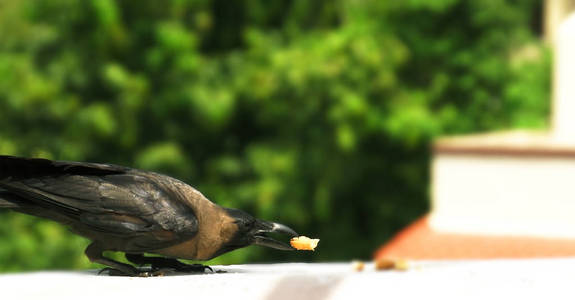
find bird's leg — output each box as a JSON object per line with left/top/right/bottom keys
{"left": 125, "top": 253, "right": 213, "bottom": 273}
{"left": 85, "top": 242, "right": 147, "bottom": 277}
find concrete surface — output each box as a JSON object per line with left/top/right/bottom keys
{"left": 2, "top": 259, "right": 575, "bottom": 299}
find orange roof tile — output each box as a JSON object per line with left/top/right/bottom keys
{"left": 375, "top": 215, "right": 575, "bottom": 260}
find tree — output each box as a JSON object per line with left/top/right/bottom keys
{"left": 0, "top": 0, "right": 549, "bottom": 271}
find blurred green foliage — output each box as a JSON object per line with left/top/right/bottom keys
{"left": 0, "top": 0, "right": 549, "bottom": 271}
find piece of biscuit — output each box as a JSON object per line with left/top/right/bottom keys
{"left": 290, "top": 236, "right": 320, "bottom": 251}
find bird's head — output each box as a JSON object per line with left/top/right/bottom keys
{"left": 212, "top": 208, "right": 298, "bottom": 258}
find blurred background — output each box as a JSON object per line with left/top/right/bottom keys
{"left": 0, "top": 0, "right": 550, "bottom": 272}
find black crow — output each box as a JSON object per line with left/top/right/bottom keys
{"left": 0, "top": 155, "right": 298, "bottom": 276}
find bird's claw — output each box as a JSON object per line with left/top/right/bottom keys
{"left": 151, "top": 263, "right": 213, "bottom": 274}
{"left": 176, "top": 264, "right": 213, "bottom": 273}
{"left": 97, "top": 267, "right": 115, "bottom": 276}
{"left": 98, "top": 267, "right": 136, "bottom": 276}
{"left": 97, "top": 267, "right": 166, "bottom": 277}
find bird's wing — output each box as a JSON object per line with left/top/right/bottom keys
{"left": 0, "top": 156, "right": 198, "bottom": 250}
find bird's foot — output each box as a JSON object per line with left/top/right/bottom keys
{"left": 151, "top": 262, "right": 213, "bottom": 274}
{"left": 97, "top": 267, "right": 168, "bottom": 277}
{"left": 123, "top": 254, "right": 215, "bottom": 275}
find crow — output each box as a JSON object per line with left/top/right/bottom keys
{"left": 0, "top": 155, "right": 298, "bottom": 276}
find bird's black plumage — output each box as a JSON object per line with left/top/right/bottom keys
{"left": 0, "top": 155, "right": 297, "bottom": 276}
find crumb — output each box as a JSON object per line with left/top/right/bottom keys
{"left": 394, "top": 259, "right": 409, "bottom": 271}
{"left": 375, "top": 258, "right": 395, "bottom": 270}
{"left": 352, "top": 261, "right": 365, "bottom": 272}
{"left": 290, "top": 236, "right": 320, "bottom": 251}
{"left": 375, "top": 258, "right": 409, "bottom": 271}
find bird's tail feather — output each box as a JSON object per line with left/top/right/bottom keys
{"left": 0, "top": 155, "right": 126, "bottom": 180}
{"left": 0, "top": 191, "right": 23, "bottom": 208}
{"left": 0, "top": 200, "right": 17, "bottom": 208}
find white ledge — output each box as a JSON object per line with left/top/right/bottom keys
{"left": 2, "top": 260, "right": 575, "bottom": 299}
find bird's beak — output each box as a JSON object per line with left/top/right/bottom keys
{"left": 252, "top": 220, "right": 298, "bottom": 251}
